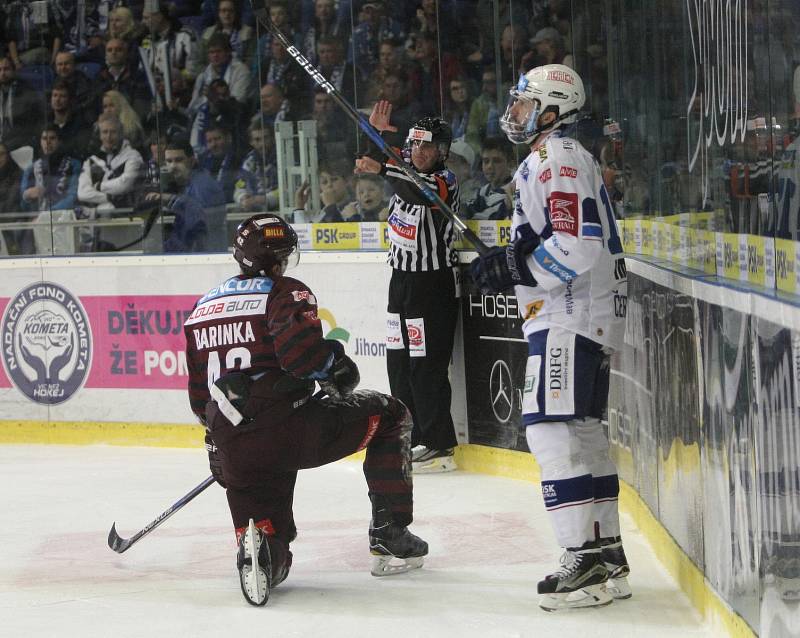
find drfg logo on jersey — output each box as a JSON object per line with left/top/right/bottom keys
{"left": 1, "top": 282, "right": 92, "bottom": 405}
{"left": 546, "top": 343, "right": 573, "bottom": 414}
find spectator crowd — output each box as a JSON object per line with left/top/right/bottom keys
{"left": 0, "top": 0, "right": 594, "bottom": 255}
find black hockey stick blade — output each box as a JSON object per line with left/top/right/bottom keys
{"left": 108, "top": 522, "right": 134, "bottom": 553}
{"left": 248, "top": 0, "right": 488, "bottom": 256}
{"left": 107, "top": 475, "right": 216, "bottom": 554}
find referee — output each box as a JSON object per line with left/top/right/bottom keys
{"left": 355, "top": 100, "right": 460, "bottom": 473}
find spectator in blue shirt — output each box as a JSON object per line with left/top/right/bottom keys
{"left": 145, "top": 139, "right": 227, "bottom": 253}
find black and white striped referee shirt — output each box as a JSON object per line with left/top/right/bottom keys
{"left": 381, "top": 162, "right": 460, "bottom": 272}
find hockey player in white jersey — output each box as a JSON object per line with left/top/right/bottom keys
{"left": 471, "top": 64, "right": 630, "bottom": 611}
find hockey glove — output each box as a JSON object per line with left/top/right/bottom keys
{"left": 211, "top": 371, "right": 252, "bottom": 426}
{"left": 205, "top": 433, "right": 226, "bottom": 488}
{"left": 470, "top": 239, "right": 538, "bottom": 294}
{"left": 319, "top": 340, "right": 360, "bottom": 400}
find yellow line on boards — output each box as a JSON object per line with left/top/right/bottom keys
{"left": 0, "top": 420, "right": 204, "bottom": 447}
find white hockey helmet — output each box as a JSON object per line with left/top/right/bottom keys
{"left": 500, "top": 64, "right": 585, "bottom": 145}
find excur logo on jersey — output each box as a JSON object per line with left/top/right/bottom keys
{"left": 548, "top": 191, "right": 579, "bottom": 236}
{"left": 1, "top": 282, "right": 92, "bottom": 405}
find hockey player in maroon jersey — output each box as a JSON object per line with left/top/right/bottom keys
{"left": 184, "top": 213, "right": 427, "bottom": 606}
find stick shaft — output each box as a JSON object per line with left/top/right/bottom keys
{"left": 250, "top": 2, "right": 489, "bottom": 256}
{"left": 108, "top": 476, "right": 215, "bottom": 553}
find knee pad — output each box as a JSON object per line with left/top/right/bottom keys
{"left": 575, "top": 417, "right": 617, "bottom": 477}
{"left": 526, "top": 419, "right": 611, "bottom": 480}
{"left": 376, "top": 395, "right": 412, "bottom": 439}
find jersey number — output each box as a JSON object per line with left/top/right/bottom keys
{"left": 206, "top": 347, "right": 252, "bottom": 392}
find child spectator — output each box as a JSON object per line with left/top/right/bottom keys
{"left": 465, "top": 137, "right": 514, "bottom": 219}
{"left": 292, "top": 158, "right": 353, "bottom": 223}
{"left": 342, "top": 173, "right": 389, "bottom": 222}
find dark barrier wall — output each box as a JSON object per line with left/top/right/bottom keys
{"left": 461, "top": 266, "right": 800, "bottom": 636}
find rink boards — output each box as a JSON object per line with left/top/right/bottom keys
{"left": 1, "top": 251, "right": 799, "bottom": 637}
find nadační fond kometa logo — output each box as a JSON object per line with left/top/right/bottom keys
{"left": 1, "top": 282, "right": 92, "bottom": 405}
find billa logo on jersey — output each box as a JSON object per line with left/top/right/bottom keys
{"left": 1, "top": 282, "right": 92, "bottom": 405}
{"left": 548, "top": 191, "right": 579, "bottom": 236}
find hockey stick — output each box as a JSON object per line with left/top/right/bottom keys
{"left": 107, "top": 475, "right": 215, "bottom": 553}
{"left": 248, "top": 0, "right": 489, "bottom": 256}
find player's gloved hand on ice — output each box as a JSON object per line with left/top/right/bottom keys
{"left": 205, "top": 433, "right": 226, "bottom": 488}
{"left": 319, "top": 340, "right": 360, "bottom": 400}
{"left": 470, "top": 238, "right": 538, "bottom": 294}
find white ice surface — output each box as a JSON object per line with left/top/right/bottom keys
{"left": 0, "top": 445, "right": 717, "bottom": 637}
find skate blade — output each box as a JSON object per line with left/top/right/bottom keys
{"left": 412, "top": 456, "right": 456, "bottom": 474}
{"left": 607, "top": 576, "right": 632, "bottom": 599}
{"left": 240, "top": 519, "right": 269, "bottom": 606}
{"left": 539, "top": 584, "right": 613, "bottom": 611}
{"left": 370, "top": 554, "right": 425, "bottom": 577}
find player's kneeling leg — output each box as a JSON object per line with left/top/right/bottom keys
{"left": 235, "top": 520, "right": 293, "bottom": 606}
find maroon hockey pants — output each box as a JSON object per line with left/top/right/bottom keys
{"left": 209, "top": 390, "right": 413, "bottom": 547}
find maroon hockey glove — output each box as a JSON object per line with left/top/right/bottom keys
{"left": 319, "top": 341, "right": 360, "bottom": 399}
{"left": 205, "top": 433, "right": 226, "bottom": 488}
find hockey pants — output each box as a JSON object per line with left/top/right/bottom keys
{"left": 386, "top": 267, "right": 459, "bottom": 450}
{"left": 208, "top": 390, "right": 414, "bottom": 550}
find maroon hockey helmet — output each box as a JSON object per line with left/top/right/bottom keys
{"left": 233, "top": 214, "right": 299, "bottom": 276}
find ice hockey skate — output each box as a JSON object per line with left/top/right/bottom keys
{"left": 537, "top": 542, "right": 612, "bottom": 611}
{"left": 369, "top": 495, "right": 428, "bottom": 576}
{"left": 237, "top": 519, "right": 272, "bottom": 606}
{"left": 412, "top": 446, "right": 456, "bottom": 474}
{"left": 601, "top": 536, "right": 632, "bottom": 599}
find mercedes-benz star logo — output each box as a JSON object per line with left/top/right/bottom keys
{"left": 489, "top": 359, "right": 514, "bottom": 423}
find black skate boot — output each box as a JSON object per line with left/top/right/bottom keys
{"left": 600, "top": 536, "right": 632, "bottom": 599}
{"left": 237, "top": 519, "right": 272, "bottom": 606}
{"left": 369, "top": 495, "right": 428, "bottom": 577}
{"left": 537, "top": 541, "right": 612, "bottom": 611}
